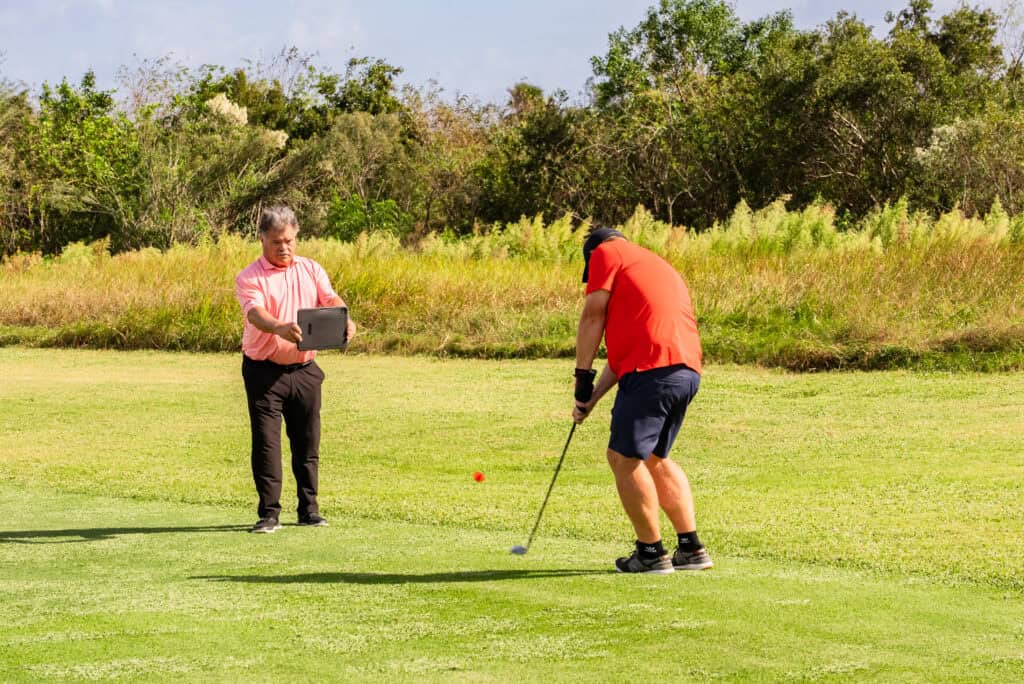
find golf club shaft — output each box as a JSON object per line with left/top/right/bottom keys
{"left": 522, "top": 422, "right": 576, "bottom": 551}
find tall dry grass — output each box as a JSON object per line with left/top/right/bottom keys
{"left": 2, "top": 201, "right": 1023, "bottom": 369}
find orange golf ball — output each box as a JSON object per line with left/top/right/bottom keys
{"left": 473, "top": 471, "right": 485, "bottom": 482}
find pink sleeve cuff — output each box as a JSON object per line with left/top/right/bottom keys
{"left": 241, "top": 299, "right": 261, "bottom": 315}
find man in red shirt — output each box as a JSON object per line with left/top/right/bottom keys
{"left": 235, "top": 205, "right": 357, "bottom": 533}
{"left": 572, "top": 226, "right": 712, "bottom": 573}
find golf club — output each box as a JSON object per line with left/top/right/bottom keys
{"left": 510, "top": 422, "right": 577, "bottom": 555}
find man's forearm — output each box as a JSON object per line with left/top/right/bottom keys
{"left": 247, "top": 307, "right": 282, "bottom": 334}
{"left": 575, "top": 314, "right": 605, "bottom": 370}
{"left": 590, "top": 365, "right": 618, "bottom": 404}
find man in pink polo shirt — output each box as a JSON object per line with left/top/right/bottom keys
{"left": 235, "top": 205, "right": 357, "bottom": 534}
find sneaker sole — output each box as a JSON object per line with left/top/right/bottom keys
{"left": 249, "top": 525, "right": 282, "bottom": 534}
{"left": 673, "top": 561, "right": 713, "bottom": 570}
{"left": 296, "top": 521, "right": 328, "bottom": 527}
{"left": 616, "top": 566, "right": 675, "bottom": 575}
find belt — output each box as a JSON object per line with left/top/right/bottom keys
{"left": 244, "top": 355, "right": 312, "bottom": 372}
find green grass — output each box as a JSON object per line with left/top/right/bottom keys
{"left": 2, "top": 348, "right": 1024, "bottom": 681}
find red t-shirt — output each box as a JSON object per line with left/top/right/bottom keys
{"left": 585, "top": 240, "right": 702, "bottom": 377}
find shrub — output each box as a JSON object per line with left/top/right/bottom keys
{"left": 325, "top": 194, "right": 413, "bottom": 242}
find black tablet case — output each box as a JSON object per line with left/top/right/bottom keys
{"left": 296, "top": 306, "right": 348, "bottom": 351}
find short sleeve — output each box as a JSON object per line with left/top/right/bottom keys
{"left": 235, "top": 271, "right": 266, "bottom": 315}
{"left": 585, "top": 243, "right": 620, "bottom": 294}
{"left": 312, "top": 261, "right": 340, "bottom": 306}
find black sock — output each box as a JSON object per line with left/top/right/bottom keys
{"left": 636, "top": 539, "right": 665, "bottom": 560}
{"left": 677, "top": 531, "right": 702, "bottom": 552}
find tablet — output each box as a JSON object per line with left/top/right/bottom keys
{"left": 296, "top": 306, "right": 348, "bottom": 351}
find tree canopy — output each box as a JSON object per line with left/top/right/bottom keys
{"left": 1, "top": 0, "right": 1022, "bottom": 256}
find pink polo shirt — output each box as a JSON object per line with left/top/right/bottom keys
{"left": 235, "top": 255, "right": 340, "bottom": 365}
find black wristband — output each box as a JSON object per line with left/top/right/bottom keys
{"left": 574, "top": 368, "right": 596, "bottom": 403}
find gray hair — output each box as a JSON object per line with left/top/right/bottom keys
{"left": 258, "top": 205, "right": 298, "bottom": 234}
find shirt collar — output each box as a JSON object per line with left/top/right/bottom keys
{"left": 259, "top": 255, "right": 292, "bottom": 272}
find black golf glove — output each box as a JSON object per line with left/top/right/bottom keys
{"left": 574, "top": 368, "right": 596, "bottom": 403}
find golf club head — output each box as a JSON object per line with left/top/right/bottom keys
{"left": 509, "top": 545, "right": 528, "bottom": 555}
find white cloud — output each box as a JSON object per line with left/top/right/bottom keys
{"left": 285, "top": 1, "right": 366, "bottom": 59}
{"left": 0, "top": 7, "right": 16, "bottom": 30}
{"left": 105, "top": 0, "right": 368, "bottom": 79}
{"left": 286, "top": 18, "right": 312, "bottom": 46}
{"left": 1, "top": 0, "right": 1015, "bottom": 102}
{"left": 125, "top": 4, "right": 258, "bottom": 70}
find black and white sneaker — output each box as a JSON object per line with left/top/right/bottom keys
{"left": 672, "top": 547, "right": 713, "bottom": 570}
{"left": 250, "top": 517, "right": 282, "bottom": 534}
{"left": 615, "top": 551, "right": 674, "bottom": 574}
{"left": 297, "top": 513, "right": 329, "bottom": 527}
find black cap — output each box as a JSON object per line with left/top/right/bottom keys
{"left": 582, "top": 227, "right": 625, "bottom": 282}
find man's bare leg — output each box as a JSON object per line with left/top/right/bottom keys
{"left": 646, "top": 455, "right": 696, "bottom": 533}
{"left": 647, "top": 454, "right": 712, "bottom": 569}
{"left": 606, "top": 449, "right": 661, "bottom": 542}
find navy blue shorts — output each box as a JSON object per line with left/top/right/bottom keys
{"left": 608, "top": 364, "right": 700, "bottom": 460}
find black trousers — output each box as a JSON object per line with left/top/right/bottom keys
{"left": 242, "top": 355, "right": 325, "bottom": 520}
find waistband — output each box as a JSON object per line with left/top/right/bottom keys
{"left": 243, "top": 355, "right": 313, "bottom": 372}
{"left": 621, "top": 363, "right": 698, "bottom": 379}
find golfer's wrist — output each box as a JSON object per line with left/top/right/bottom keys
{"left": 573, "top": 370, "right": 596, "bottom": 403}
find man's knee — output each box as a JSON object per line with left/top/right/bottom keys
{"left": 607, "top": 448, "right": 642, "bottom": 473}
{"left": 646, "top": 454, "right": 669, "bottom": 470}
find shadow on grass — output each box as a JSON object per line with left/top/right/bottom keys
{"left": 0, "top": 525, "right": 248, "bottom": 544}
{"left": 194, "top": 569, "right": 610, "bottom": 584}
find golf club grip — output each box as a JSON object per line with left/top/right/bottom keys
{"left": 523, "top": 422, "right": 576, "bottom": 549}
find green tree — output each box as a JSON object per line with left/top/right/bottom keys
{"left": 402, "top": 87, "right": 491, "bottom": 234}
{"left": 914, "top": 105, "right": 1024, "bottom": 215}
{"left": 317, "top": 57, "right": 405, "bottom": 116}
{"left": 30, "top": 71, "right": 144, "bottom": 252}
{"left": 0, "top": 70, "right": 33, "bottom": 255}
{"left": 787, "top": 1, "right": 1004, "bottom": 214}
{"left": 588, "top": 0, "right": 794, "bottom": 225}
{"left": 308, "top": 111, "right": 418, "bottom": 236}
{"left": 177, "top": 51, "right": 405, "bottom": 143}
{"left": 133, "top": 91, "right": 297, "bottom": 246}
{"left": 474, "top": 83, "right": 580, "bottom": 225}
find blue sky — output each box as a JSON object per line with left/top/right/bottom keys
{"left": 0, "top": 0, "right": 995, "bottom": 103}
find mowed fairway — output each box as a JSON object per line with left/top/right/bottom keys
{"left": 1, "top": 348, "right": 1023, "bottom": 682}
